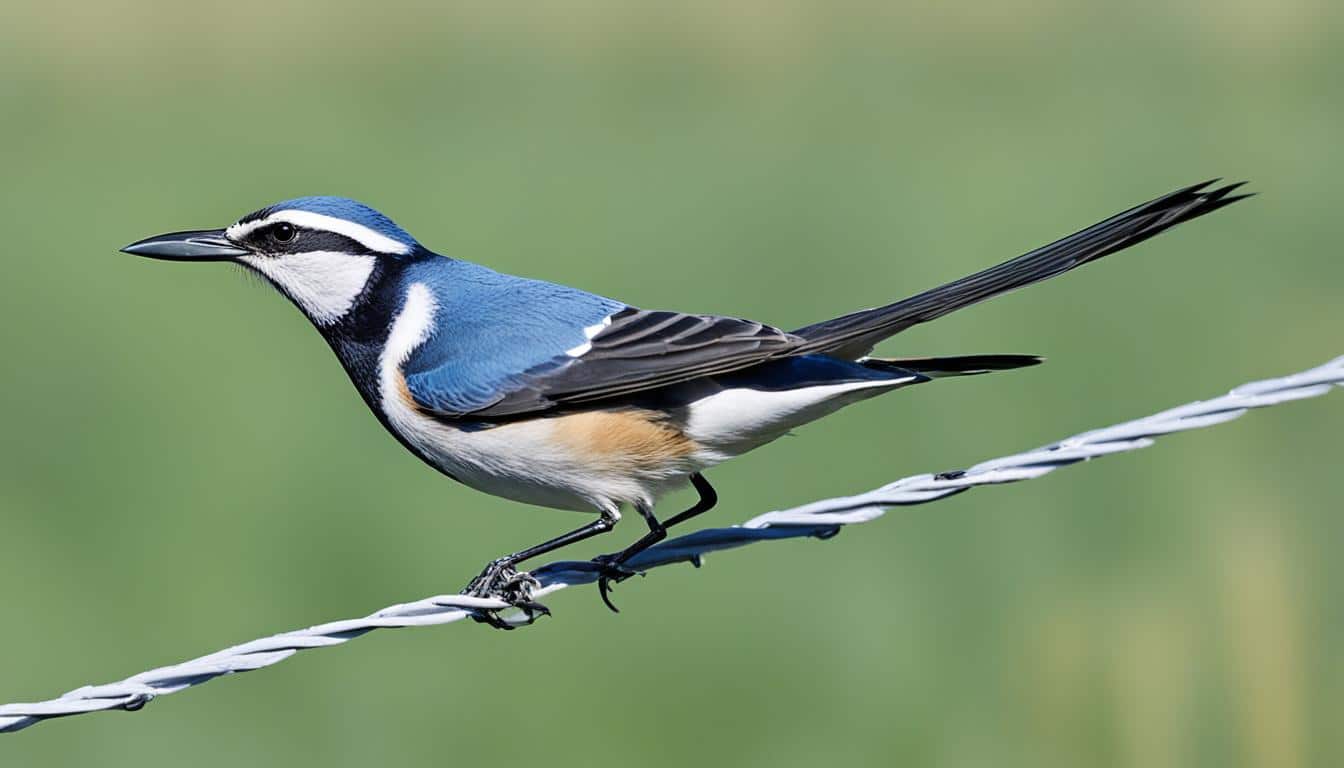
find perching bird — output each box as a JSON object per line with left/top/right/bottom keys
{"left": 123, "top": 179, "right": 1248, "bottom": 623}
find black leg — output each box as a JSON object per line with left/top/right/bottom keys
{"left": 593, "top": 502, "right": 664, "bottom": 613}
{"left": 660, "top": 472, "right": 719, "bottom": 528}
{"left": 606, "top": 472, "right": 717, "bottom": 566}
{"left": 463, "top": 508, "right": 619, "bottom": 629}
{"left": 505, "top": 509, "right": 620, "bottom": 566}
{"left": 594, "top": 472, "right": 719, "bottom": 612}
{"left": 601, "top": 502, "right": 666, "bottom": 563}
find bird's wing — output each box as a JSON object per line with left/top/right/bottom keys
{"left": 404, "top": 307, "right": 806, "bottom": 419}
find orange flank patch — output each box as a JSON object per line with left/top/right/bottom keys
{"left": 550, "top": 409, "right": 696, "bottom": 467}
{"left": 394, "top": 369, "right": 420, "bottom": 411}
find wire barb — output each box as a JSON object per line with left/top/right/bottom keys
{"left": 3, "top": 355, "right": 1341, "bottom": 734}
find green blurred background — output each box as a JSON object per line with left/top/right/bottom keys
{"left": 2, "top": 1, "right": 1341, "bottom": 765}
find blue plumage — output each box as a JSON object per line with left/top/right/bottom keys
{"left": 121, "top": 180, "right": 1244, "bottom": 617}
{"left": 400, "top": 259, "right": 625, "bottom": 415}
{"left": 712, "top": 354, "right": 921, "bottom": 392}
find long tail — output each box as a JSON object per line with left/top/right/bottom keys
{"left": 792, "top": 179, "right": 1251, "bottom": 359}
{"left": 865, "top": 353, "right": 1043, "bottom": 378}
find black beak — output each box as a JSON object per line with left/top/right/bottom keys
{"left": 120, "top": 228, "right": 250, "bottom": 261}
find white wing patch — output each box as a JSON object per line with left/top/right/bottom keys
{"left": 564, "top": 315, "right": 614, "bottom": 358}
{"left": 239, "top": 251, "right": 376, "bottom": 326}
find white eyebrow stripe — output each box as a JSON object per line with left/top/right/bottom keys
{"left": 226, "top": 210, "right": 411, "bottom": 255}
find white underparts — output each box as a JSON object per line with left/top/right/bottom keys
{"left": 239, "top": 251, "right": 376, "bottom": 326}
{"left": 684, "top": 377, "right": 918, "bottom": 453}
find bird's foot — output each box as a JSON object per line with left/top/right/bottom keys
{"left": 591, "top": 554, "right": 644, "bottom": 613}
{"left": 462, "top": 558, "right": 550, "bottom": 630}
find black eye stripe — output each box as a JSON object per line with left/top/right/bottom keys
{"left": 247, "top": 226, "right": 380, "bottom": 255}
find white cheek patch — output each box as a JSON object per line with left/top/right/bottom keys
{"left": 239, "top": 251, "right": 376, "bottom": 325}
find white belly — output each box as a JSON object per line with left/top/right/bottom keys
{"left": 386, "top": 374, "right": 911, "bottom": 514}
{"left": 390, "top": 409, "right": 707, "bottom": 513}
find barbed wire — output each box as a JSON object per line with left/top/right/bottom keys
{"left": 3, "top": 354, "right": 1341, "bottom": 734}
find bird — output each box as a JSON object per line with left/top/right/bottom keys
{"left": 122, "top": 179, "right": 1249, "bottom": 624}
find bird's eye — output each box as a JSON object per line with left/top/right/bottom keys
{"left": 271, "top": 223, "right": 296, "bottom": 243}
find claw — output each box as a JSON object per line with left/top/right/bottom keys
{"left": 502, "top": 570, "right": 541, "bottom": 593}
{"left": 592, "top": 555, "right": 642, "bottom": 613}
{"left": 598, "top": 576, "right": 621, "bottom": 613}
{"left": 462, "top": 558, "right": 550, "bottom": 630}
{"left": 472, "top": 610, "right": 518, "bottom": 631}
{"left": 476, "top": 599, "right": 551, "bottom": 630}
{"left": 521, "top": 600, "right": 552, "bottom": 619}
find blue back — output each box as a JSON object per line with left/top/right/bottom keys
{"left": 399, "top": 258, "right": 625, "bottom": 414}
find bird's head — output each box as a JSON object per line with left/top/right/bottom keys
{"left": 122, "top": 197, "right": 420, "bottom": 326}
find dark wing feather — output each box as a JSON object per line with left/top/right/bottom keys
{"left": 412, "top": 180, "right": 1249, "bottom": 420}
{"left": 791, "top": 180, "right": 1251, "bottom": 358}
{"left": 458, "top": 308, "right": 805, "bottom": 419}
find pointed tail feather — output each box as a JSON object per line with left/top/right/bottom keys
{"left": 864, "top": 353, "right": 1043, "bottom": 378}
{"left": 793, "top": 180, "right": 1251, "bottom": 359}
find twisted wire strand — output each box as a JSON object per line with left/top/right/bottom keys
{"left": 3, "top": 355, "right": 1341, "bottom": 734}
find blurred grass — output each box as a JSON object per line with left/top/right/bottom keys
{"left": 1, "top": 1, "right": 1341, "bottom": 766}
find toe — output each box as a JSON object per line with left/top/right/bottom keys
{"left": 598, "top": 577, "right": 621, "bottom": 613}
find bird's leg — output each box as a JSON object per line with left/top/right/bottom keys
{"left": 463, "top": 509, "right": 619, "bottom": 629}
{"left": 593, "top": 473, "right": 719, "bottom": 612}
{"left": 659, "top": 472, "right": 719, "bottom": 528}
{"left": 593, "top": 502, "right": 664, "bottom": 612}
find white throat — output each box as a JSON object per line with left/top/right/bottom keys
{"left": 240, "top": 251, "right": 376, "bottom": 325}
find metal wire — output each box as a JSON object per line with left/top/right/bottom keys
{"left": 3, "top": 355, "right": 1341, "bottom": 734}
